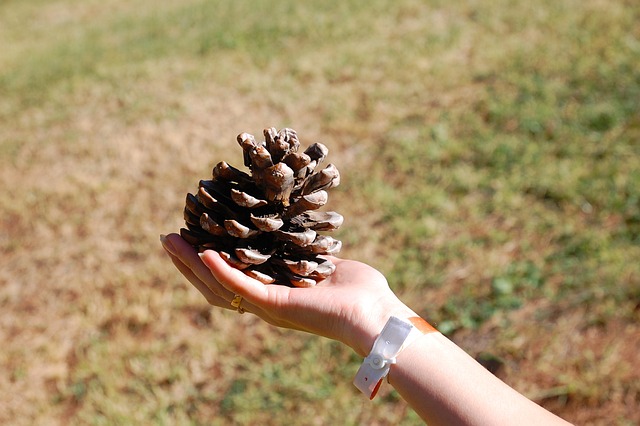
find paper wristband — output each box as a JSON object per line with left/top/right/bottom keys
{"left": 353, "top": 316, "right": 437, "bottom": 399}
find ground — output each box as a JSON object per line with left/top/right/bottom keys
{"left": 1, "top": 0, "right": 638, "bottom": 424}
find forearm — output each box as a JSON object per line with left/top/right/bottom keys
{"left": 387, "top": 332, "right": 572, "bottom": 426}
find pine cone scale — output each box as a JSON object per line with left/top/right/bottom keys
{"left": 250, "top": 214, "right": 284, "bottom": 232}
{"left": 230, "top": 189, "right": 268, "bottom": 209}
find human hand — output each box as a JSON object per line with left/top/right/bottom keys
{"left": 160, "top": 233, "right": 415, "bottom": 356}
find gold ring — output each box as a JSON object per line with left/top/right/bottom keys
{"left": 231, "top": 295, "right": 244, "bottom": 314}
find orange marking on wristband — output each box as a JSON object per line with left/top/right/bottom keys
{"left": 370, "top": 378, "right": 384, "bottom": 400}
{"left": 408, "top": 317, "right": 438, "bottom": 334}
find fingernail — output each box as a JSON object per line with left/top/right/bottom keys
{"left": 198, "top": 252, "right": 212, "bottom": 265}
{"left": 160, "top": 234, "right": 177, "bottom": 256}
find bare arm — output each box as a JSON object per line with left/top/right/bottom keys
{"left": 386, "top": 332, "right": 571, "bottom": 425}
{"left": 161, "top": 233, "right": 571, "bottom": 425}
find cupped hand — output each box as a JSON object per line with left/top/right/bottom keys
{"left": 160, "top": 233, "right": 415, "bottom": 356}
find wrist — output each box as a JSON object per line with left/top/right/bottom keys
{"left": 347, "top": 297, "right": 418, "bottom": 357}
{"left": 353, "top": 314, "right": 439, "bottom": 399}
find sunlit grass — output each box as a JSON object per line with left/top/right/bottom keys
{"left": 1, "top": 0, "right": 639, "bottom": 424}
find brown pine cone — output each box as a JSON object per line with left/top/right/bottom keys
{"left": 180, "top": 127, "right": 343, "bottom": 287}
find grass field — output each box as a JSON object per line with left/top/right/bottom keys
{"left": 1, "top": 0, "right": 639, "bottom": 424}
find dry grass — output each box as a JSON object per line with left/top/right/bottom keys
{"left": 1, "top": 0, "right": 639, "bottom": 424}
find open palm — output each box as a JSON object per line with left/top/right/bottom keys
{"left": 161, "top": 233, "right": 413, "bottom": 356}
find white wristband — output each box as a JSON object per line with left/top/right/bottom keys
{"left": 353, "top": 316, "right": 422, "bottom": 399}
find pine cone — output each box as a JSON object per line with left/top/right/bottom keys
{"left": 180, "top": 127, "right": 343, "bottom": 287}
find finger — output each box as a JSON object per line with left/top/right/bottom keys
{"left": 166, "top": 251, "right": 228, "bottom": 308}
{"left": 198, "top": 250, "right": 327, "bottom": 333}
{"left": 163, "top": 243, "right": 266, "bottom": 316}
{"left": 168, "top": 251, "right": 267, "bottom": 317}
{"left": 199, "top": 250, "right": 287, "bottom": 307}
{"left": 162, "top": 233, "right": 235, "bottom": 301}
